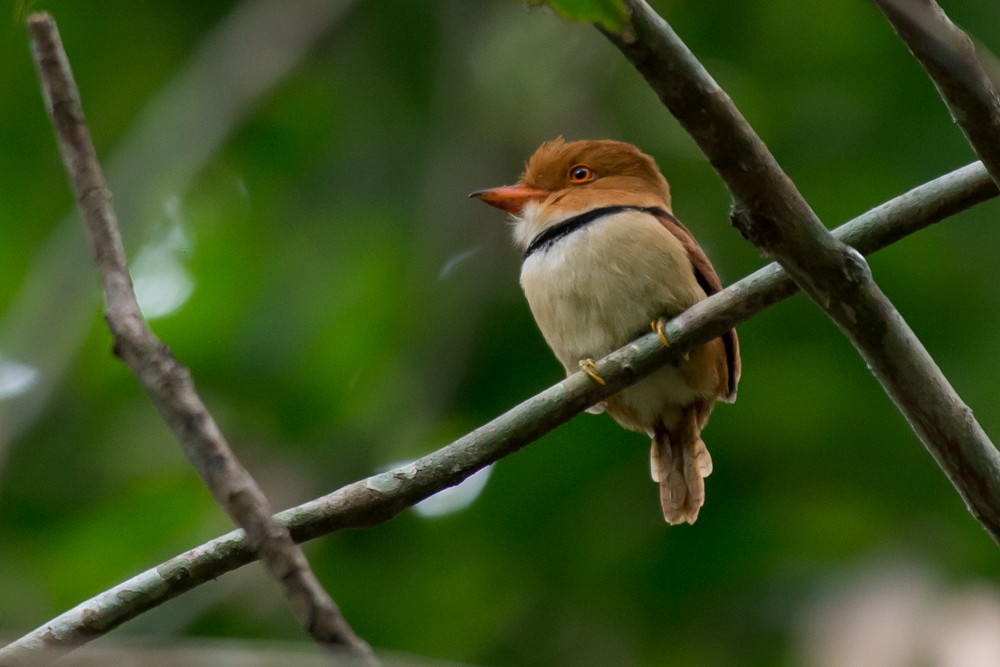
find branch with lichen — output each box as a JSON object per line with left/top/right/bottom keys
{"left": 18, "top": 12, "right": 376, "bottom": 666}
{"left": 602, "top": 0, "right": 1000, "bottom": 541}
{"left": 874, "top": 0, "right": 1000, "bottom": 187}
{"left": 1, "top": 159, "right": 994, "bottom": 661}
{"left": 7, "top": 1, "right": 1000, "bottom": 662}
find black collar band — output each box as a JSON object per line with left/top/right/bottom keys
{"left": 522, "top": 205, "right": 666, "bottom": 261}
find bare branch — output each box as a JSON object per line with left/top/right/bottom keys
{"left": 2, "top": 160, "right": 994, "bottom": 659}
{"left": 602, "top": 0, "right": 1000, "bottom": 539}
{"left": 10, "top": 2, "right": 1000, "bottom": 659}
{"left": 22, "top": 12, "right": 376, "bottom": 665}
{"left": 0, "top": 0, "right": 355, "bottom": 459}
{"left": 874, "top": 0, "right": 1000, "bottom": 188}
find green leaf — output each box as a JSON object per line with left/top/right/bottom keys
{"left": 529, "top": 0, "right": 628, "bottom": 32}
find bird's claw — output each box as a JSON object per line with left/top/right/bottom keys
{"left": 579, "top": 358, "right": 606, "bottom": 385}
{"left": 651, "top": 318, "right": 670, "bottom": 347}
{"left": 652, "top": 318, "right": 690, "bottom": 360}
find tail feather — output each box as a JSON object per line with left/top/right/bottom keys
{"left": 651, "top": 411, "right": 713, "bottom": 525}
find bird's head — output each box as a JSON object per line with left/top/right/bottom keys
{"left": 471, "top": 138, "right": 672, "bottom": 249}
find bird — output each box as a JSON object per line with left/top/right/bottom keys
{"left": 471, "top": 137, "right": 740, "bottom": 525}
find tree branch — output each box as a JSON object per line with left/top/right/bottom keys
{"left": 2, "top": 160, "right": 994, "bottom": 659}
{"left": 873, "top": 0, "right": 1000, "bottom": 188}
{"left": 602, "top": 0, "right": 1000, "bottom": 542}
{"left": 21, "top": 12, "right": 376, "bottom": 665}
{"left": 1, "top": 0, "right": 355, "bottom": 458}
{"left": 11, "top": 2, "right": 1000, "bottom": 660}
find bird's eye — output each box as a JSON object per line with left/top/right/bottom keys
{"left": 568, "top": 164, "right": 594, "bottom": 183}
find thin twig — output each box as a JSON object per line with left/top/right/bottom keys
{"left": 2, "top": 160, "right": 994, "bottom": 660}
{"left": 874, "top": 0, "right": 1000, "bottom": 188}
{"left": 22, "top": 12, "right": 376, "bottom": 665}
{"left": 602, "top": 0, "right": 1000, "bottom": 540}
{"left": 0, "top": 0, "right": 356, "bottom": 458}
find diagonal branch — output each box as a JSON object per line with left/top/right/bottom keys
{"left": 873, "top": 0, "right": 1000, "bottom": 188}
{"left": 602, "top": 0, "right": 1000, "bottom": 540}
{"left": 23, "top": 12, "right": 376, "bottom": 665}
{"left": 0, "top": 0, "right": 355, "bottom": 459}
{"left": 2, "top": 159, "right": 994, "bottom": 660}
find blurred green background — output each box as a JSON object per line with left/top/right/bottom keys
{"left": 3, "top": 0, "right": 1000, "bottom": 664}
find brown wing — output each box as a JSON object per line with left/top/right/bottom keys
{"left": 652, "top": 209, "right": 741, "bottom": 402}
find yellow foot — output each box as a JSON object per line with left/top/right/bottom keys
{"left": 578, "top": 358, "right": 606, "bottom": 385}
{"left": 651, "top": 318, "right": 689, "bottom": 360}
{"left": 651, "top": 318, "right": 671, "bottom": 347}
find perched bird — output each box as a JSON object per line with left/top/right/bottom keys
{"left": 472, "top": 138, "right": 740, "bottom": 525}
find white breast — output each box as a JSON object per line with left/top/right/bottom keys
{"left": 518, "top": 208, "right": 704, "bottom": 373}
